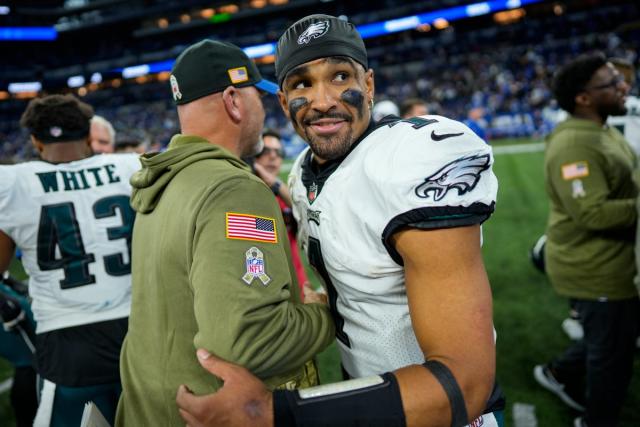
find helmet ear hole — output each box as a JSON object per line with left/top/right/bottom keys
{"left": 529, "top": 234, "right": 547, "bottom": 274}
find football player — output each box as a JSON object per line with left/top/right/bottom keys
{"left": 177, "top": 14, "right": 504, "bottom": 427}
{"left": 0, "top": 94, "right": 140, "bottom": 426}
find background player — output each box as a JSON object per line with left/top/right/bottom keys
{"left": 0, "top": 94, "right": 140, "bottom": 426}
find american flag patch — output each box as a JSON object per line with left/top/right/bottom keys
{"left": 228, "top": 67, "right": 249, "bottom": 84}
{"left": 226, "top": 213, "right": 277, "bottom": 243}
{"left": 561, "top": 161, "right": 589, "bottom": 180}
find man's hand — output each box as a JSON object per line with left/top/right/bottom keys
{"left": 176, "top": 349, "right": 274, "bottom": 427}
{"left": 253, "top": 162, "right": 278, "bottom": 187}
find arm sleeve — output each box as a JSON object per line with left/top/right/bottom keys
{"left": 546, "top": 143, "right": 636, "bottom": 231}
{"left": 190, "top": 175, "right": 334, "bottom": 378}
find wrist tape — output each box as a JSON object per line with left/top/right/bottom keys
{"left": 273, "top": 372, "right": 405, "bottom": 427}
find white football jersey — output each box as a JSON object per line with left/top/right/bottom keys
{"left": 608, "top": 95, "right": 640, "bottom": 157}
{"left": 0, "top": 154, "right": 140, "bottom": 333}
{"left": 289, "top": 116, "right": 498, "bottom": 377}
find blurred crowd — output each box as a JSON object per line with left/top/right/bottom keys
{"left": 1, "top": 1, "right": 639, "bottom": 162}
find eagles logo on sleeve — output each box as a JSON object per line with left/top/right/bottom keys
{"left": 297, "top": 21, "right": 330, "bottom": 44}
{"left": 415, "top": 154, "right": 490, "bottom": 201}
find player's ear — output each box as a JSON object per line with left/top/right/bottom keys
{"left": 222, "top": 86, "right": 242, "bottom": 123}
{"left": 30, "top": 135, "right": 44, "bottom": 153}
{"left": 575, "top": 92, "right": 591, "bottom": 108}
{"left": 364, "top": 68, "right": 375, "bottom": 102}
{"left": 277, "top": 90, "right": 291, "bottom": 120}
{"left": 84, "top": 137, "right": 93, "bottom": 155}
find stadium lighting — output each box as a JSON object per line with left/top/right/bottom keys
{"left": 8, "top": 81, "right": 42, "bottom": 94}
{"left": 218, "top": 5, "right": 239, "bottom": 14}
{"left": 201, "top": 8, "right": 215, "bottom": 18}
{"left": 1, "top": 0, "right": 545, "bottom": 100}
{"left": 0, "top": 6, "right": 10, "bottom": 15}
{"left": 244, "top": 43, "right": 275, "bottom": 58}
{"left": 122, "top": 64, "right": 150, "bottom": 79}
{"left": 90, "top": 72, "right": 103, "bottom": 84}
{"left": 433, "top": 18, "right": 450, "bottom": 29}
{"left": 467, "top": 3, "right": 491, "bottom": 17}
{"left": 384, "top": 16, "right": 421, "bottom": 33}
{"left": 357, "top": 0, "right": 543, "bottom": 38}
{"left": 0, "top": 27, "right": 57, "bottom": 41}
{"left": 250, "top": 0, "right": 267, "bottom": 8}
{"left": 67, "top": 75, "right": 85, "bottom": 88}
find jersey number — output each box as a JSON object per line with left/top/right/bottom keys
{"left": 307, "top": 237, "right": 351, "bottom": 348}
{"left": 37, "top": 195, "right": 135, "bottom": 289}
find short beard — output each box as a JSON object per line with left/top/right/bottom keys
{"left": 304, "top": 127, "right": 354, "bottom": 161}
{"left": 604, "top": 103, "right": 628, "bottom": 117}
{"left": 241, "top": 135, "right": 264, "bottom": 158}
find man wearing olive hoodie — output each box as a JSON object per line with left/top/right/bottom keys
{"left": 534, "top": 53, "right": 638, "bottom": 427}
{"left": 115, "top": 40, "right": 334, "bottom": 425}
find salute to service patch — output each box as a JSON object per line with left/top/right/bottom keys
{"left": 561, "top": 161, "right": 589, "bottom": 180}
{"left": 242, "top": 247, "right": 271, "bottom": 285}
{"left": 226, "top": 212, "right": 278, "bottom": 243}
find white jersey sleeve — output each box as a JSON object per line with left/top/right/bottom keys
{"left": 0, "top": 153, "right": 140, "bottom": 333}
{"left": 363, "top": 115, "right": 497, "bottom": 262}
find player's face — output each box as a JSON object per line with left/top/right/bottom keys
{"left": 239, "top": 86, "right": 266, "bottom": 157}
{"left": 255, "top": 135, "right": 283, "bottom": 175}
{"left": 90, "top": 122, "right": 114, "bottom": 154}
{"left": 584, "top": 63, "right": 629, "bottom": 118}
{"left": 278, "top": 57, "right": 374, "bottom": 163}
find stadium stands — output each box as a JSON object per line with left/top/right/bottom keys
{"left": 1, "top": 0, "right": 639, "bottom": 160}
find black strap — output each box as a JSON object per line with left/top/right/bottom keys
{"left": 273, "top": 372, "right": 406, "bottom": 427}
{"left": 423, "top": 360, "right": 469, "bottom": 427}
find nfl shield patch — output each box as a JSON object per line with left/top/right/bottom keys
{"left": 242, "top": 247, "right": 271, "bottom": 285}
{"left": 307, "top": 182, "right": 318, "bottom": 203}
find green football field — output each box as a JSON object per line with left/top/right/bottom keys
{"left": 1, "top": 138, "right": 638, "bottom": 425}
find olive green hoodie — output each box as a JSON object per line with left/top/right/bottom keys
{"left": 544, "top": 117, "right": 637, "bottom": 300}
{"left": 117, "top": 135, "right": 334, "bottom": 426}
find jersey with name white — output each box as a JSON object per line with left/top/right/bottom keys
{"left": 608, "top": 95, "right": 640, "bottom": 157}
{"left": 289, "top": 116, "right": 498, "bottom": 377}
{"left": 0, "top": 154, "right": 140, "bottom": 333}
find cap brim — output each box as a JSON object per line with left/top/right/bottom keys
{"left": 255, "top": 79, "right": 278, "bottom": 95}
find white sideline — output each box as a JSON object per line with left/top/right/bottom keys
{"left": 513, "top": 402, "right": 538, "bottom": 427}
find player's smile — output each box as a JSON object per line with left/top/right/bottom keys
{"left": 304, "top": 113, "right": 351, "bottom": 137}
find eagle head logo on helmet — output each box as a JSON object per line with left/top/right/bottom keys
{"left": 298, "top": 21, "right": 330, "bottom": 45}
{"left": 415, "top": 154, "right": 490, "bottom": 202}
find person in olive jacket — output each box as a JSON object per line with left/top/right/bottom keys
{"left": 116, "top": 40, "right": 334, "bottom": 426}
{"left": 534, "top": 52, "right": 638, "bottom": 427}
